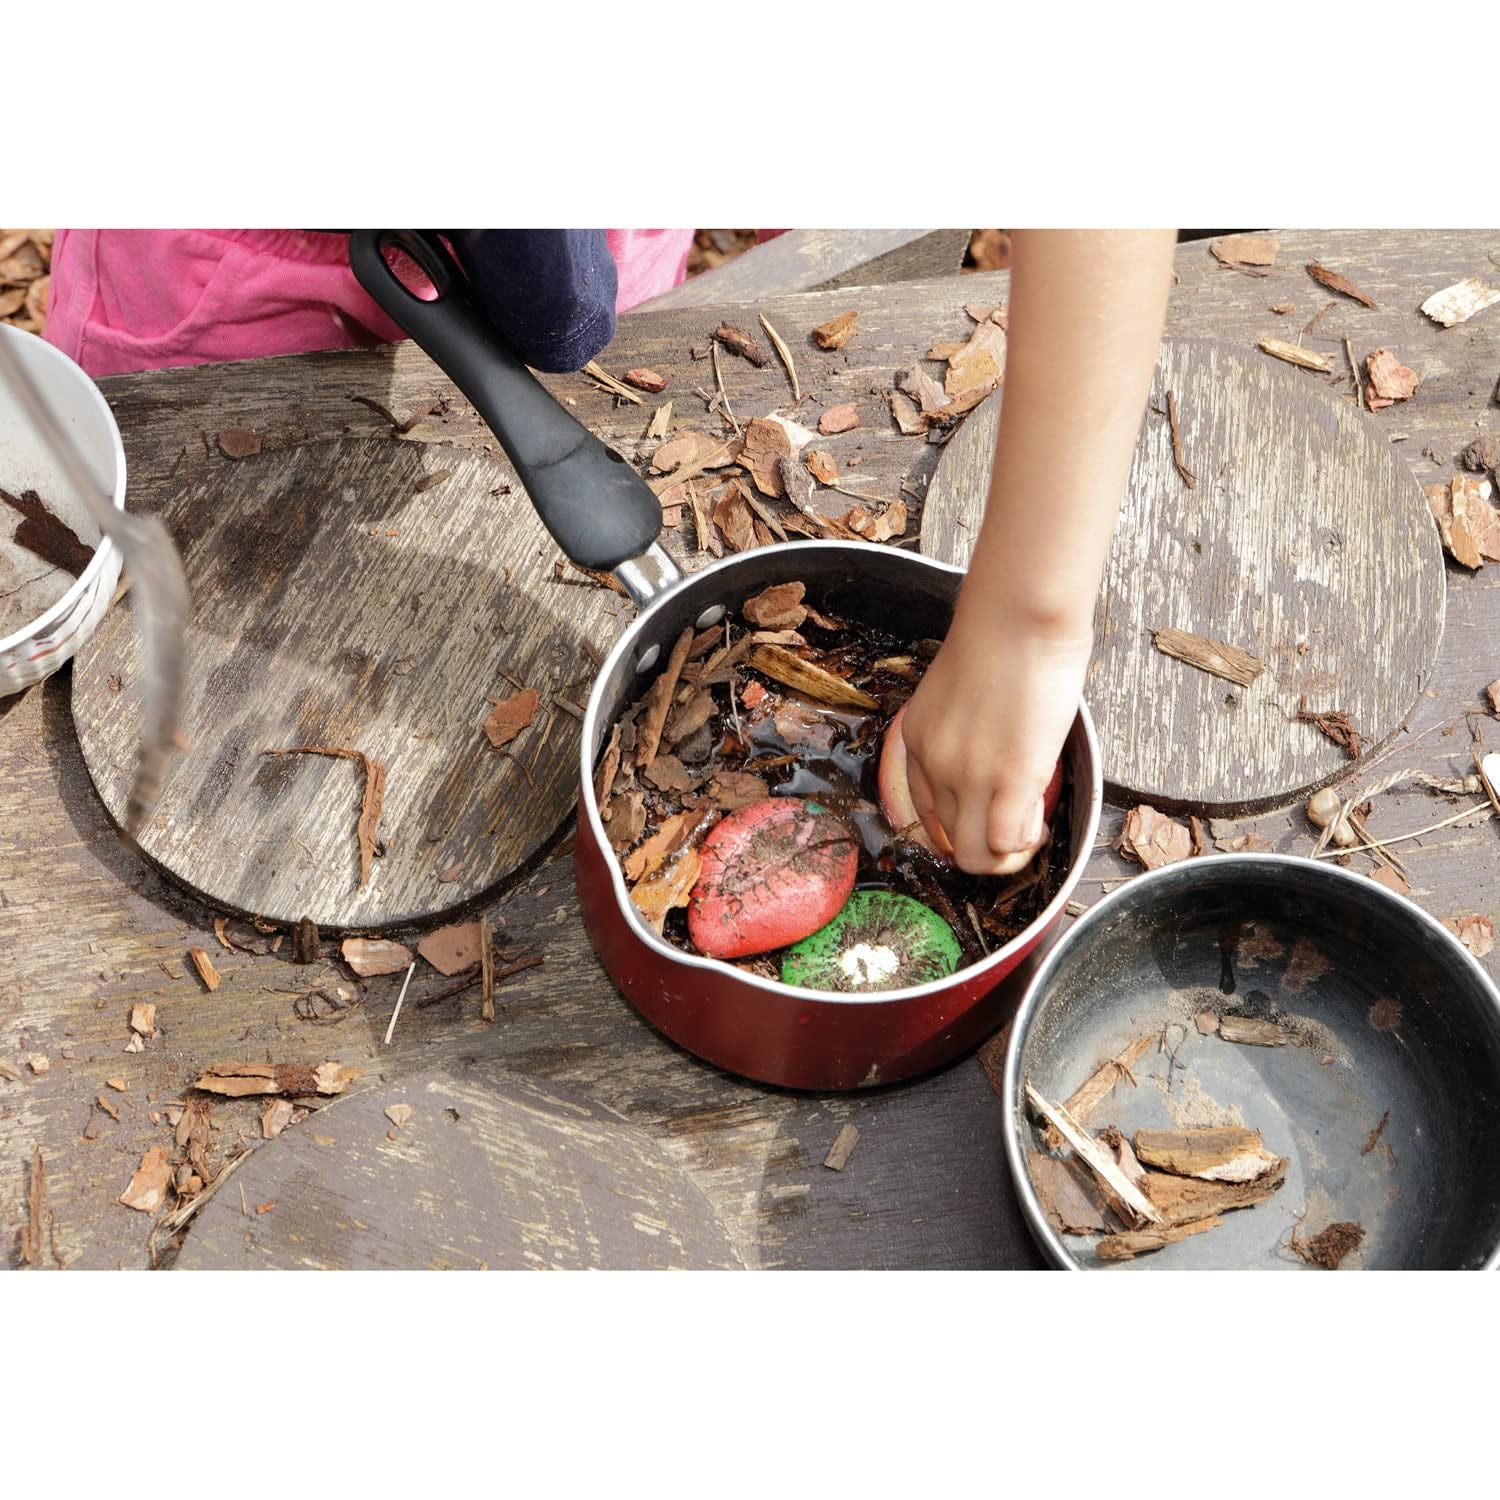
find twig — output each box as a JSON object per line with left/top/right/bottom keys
{"left": 1346, "top": 336, "right": 1364, "bottom": 411}
{"left": 1312, "top": 801, "right": 1494, "bottom": 858}
{"left": 1024, "top": 1082, "right": 1163, "bottom": 1227}
{"left": 413, "top": 973, "right": 483, "bottom": 1010}
{"left": 759, "top": 314, "right": 799, "bottom": 402}
{"left": 383, "top": 961, "right": 416, "bottom": 1045}
{"left": 1301, "top": 300, "right": 1337, "bottom": 338}
{"left": 1166, "top": 391, "right": 1195, "bottom": 489}
{"left": 710, "top": 341, "right": 741, "bottom": 436}
{"left": 582, "top": 361, "right": 644, "bottom": 405}
{"left": 240, "top": 1182, "right": 249, "bottom": 1218}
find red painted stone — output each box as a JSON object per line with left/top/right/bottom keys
{"left": 688, "top": 797, "right": 858, "bottom": 959}
{"left": 878, "top": 703, "right": 1062, "bottom": 860}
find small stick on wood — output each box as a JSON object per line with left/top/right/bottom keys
{"left": 823, "top": 1124, "right": 860, "bottom": 1171}
{"left": 582, "top": 361, "right": 645, "bottom": 405}
{"left": 636, "top": 627, "right": 695, "bottom": 766}
{"left": 1346, "top": 336, "right": 1364, "bottom": 411}
{"left": 1300, "top": 300, "right": 1337, "bottom": 338}
{"left": 1312, "top": 802, "right": 1493, "bottom": 857}
{"left": 1166, "top": 391, "right": 1195, "bottom": 489}
{"left": 1361, "top": 1109, "right": 1390, "bottom": 1156}
{"left": 480, "top": 918, "right": 496, "bottom": 1023}
{"left": 1025, "top": 1082, "right": 1163, "bottom": 1227}
{"left": 382, "top": 961, "right": 416, "bottom": 1046}
{"left": 759, "top": 314, "right": 800, "bottom": 402}
{"left": 710, "top": 341, "right": 741, "bottom": 436}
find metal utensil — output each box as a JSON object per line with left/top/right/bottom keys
{"left": 0, "top": 335, "right": 188, "bottom": 834}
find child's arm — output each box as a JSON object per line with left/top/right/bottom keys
{"left": 900, "top": 229, "right": 1177, "bottom": 875}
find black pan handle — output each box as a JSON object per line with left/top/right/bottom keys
{"left": 349, "top": 230, "right": 661, "bottom": 572}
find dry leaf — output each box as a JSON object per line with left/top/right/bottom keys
{"left": 740, "top": 417, "right": 793, "bottom": 498}
{"left": 1118, "top": 805, "right": 1193, "bottom": 870}
{"left": 811, "top": 310, "right": 858, "bottom": 350}
{"left": 1259, "top": 338, "right": 1333, "bottom": 373}
{"left": 119, "top": 1149, "right": 173, "bottom": 1214}
{"left": 710, "top": 772, "right": 769, "bottom": 811}
{"left": 1306, "top": 261, "right": 1376, "bottom": 308}
{"left": 644, "top": 754, "right": 691, "bottom": 792}
{"left": 743, "top": 581, "right": 808, "bottom": 630}
{"left": 650, "top": 432, "right": 726, "bottom": 476}
{"left": 818, "top": 403, "right": 860, "bottom": 435}
{"left": 623, "top": 368, "right": 669, "bottom": 393}
{"left": 1445, "top": 913, "right": 1495, "bottom": 958}
{"left": 1211, "top": 234, "right": 1279, "bottom": 268}
{"left": 713, "top": 483, "right": 758, "bottom": 552}
{"left": 418, "top": 921, "right": 484, "bottom": 975}
{"left": 217, "top": 427, "right": 262, "bottom": 459}
{"left": 385, "top": 1102, "right": 414, "bottom": 1129}
{"left": 341, "top": 937, "right": 414, "bottom": 976}
{"left": 483, "top": 686, "right": 541, "bottom": 749}
{"left": 1365, "top": 348, "right": 1419, "bottom": 402}
{"left": 630, "top": 846, "right": 703, "bottom": 934}
{"left": 1421, "top": 277, "right": 1500, "bottom": 327}
{"left": 188, "top": 947, "right": 220, "bottom": 992}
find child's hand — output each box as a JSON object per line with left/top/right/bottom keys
{"left": 900, "top": 612, "right": 1091, "bottom": 875}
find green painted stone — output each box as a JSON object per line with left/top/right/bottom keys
{"left": 780, "top": 891, "right": 962, "bottom": 993}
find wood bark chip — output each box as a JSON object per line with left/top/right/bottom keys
{"left": 740, "top": 418, "right": 794, "bottom": 498}
{"left": 1133, "top": 1127, "right": 1282, "bottom": 1183}
{"left": 713, "top": 323, "right": 769, "bottom": 366}
{"left": 217, "top": 427, "right": 262, "bottom": 459}
{"left": 646, "top": 402, "right": 673, "bottom": 440}
{"left": 418, "top": 920, "right": 485, "bottom": 976}
{"left": 261, "top": 745, "right": 387, "bottom": 888}
{"left": 581, "top": 361, "right": 645, "bottom": 404}
{"left": 630, "top": 845, "right": 703, "bottom": 934}
{"left": 759, "top": 314, "right": 799, "bottom": 401}
{"left": 645, "top": 754, "right": 691, "bottom": 792}
{"left": 805, "top": 450, "right": 839, "bottom": 485}
{"left": 193, "top": 1060, "right": 361, "bottom": 1097}
{"left": 1370, "top": 866, "right": 1409, "bottom": 897}
{"left": 291, "top": 916, "right": 319, "bottom": 964}
{"left": 1152, "top": 626, "right": 1265, "bottom": 687}
{"left": 1028, "top": 1151, "right": 1113, "bottom": 1235}
{"left": 1142, "top": 1157, "right": 1288, "bottom": 1227}
{"left": 1365, "top": 348, "right": 1419, "bottom": 405}
{"left": 261, "top": 1099, "right": 295, "bottom": 1139}
{"left": 1024, "top": 1082, "right": 1163, "bottom": 1227}
{"left": 1, "top": 486, "right": 94, "bottom": 576}
{"left": 1461, "top": 434, "right": 1499, "bottom": 476}
{"left": 1305, "top": 261, "right": 1377, "bottom": 308}
{"left": 129, "top": 1002, "right": 156, "bottom": 1037}
{"left": 341, "top": 937, "right": 414, "bottom": 976}
{"left": 414, "top": 469, "right": 451, "bottom": 494}
{"left": 743, "top": 581, "right": 808, "bottom": 630}
{"left": 1293, "top": 696, "right": 1363, "bottom": 758}
{"left": 187, "top": 947, "right": 220, "bottom": 991}
{"left": 748, "top": 644, "right": 880, "bottom": 710}
{"left": 622, "top": 368, "right": 669, "bottom": 393}
{"left": 96, "top": 1092, "right": 120, "bottom": 1121}
{"left": 1426, "top": 475, "right": 1500, "bottom": 569}
{"left": 889, "top": 392, "right": 930, "bottom": 436}
{"left": 1097, "top": 1216, "right": 1222, "bottom": 1261}
{"left": 483, "top": 686, "right": 541, "bottom": 749}
{"left": 1118, "top": 805, "right": 1193, "bottom": 871}
{"left": 898, "top": 364, "right": 949, "bottom": 416}
{"left": 1041, "top": 1034, "right": 1156, "bottom": 1151}
{"left": 120, "top": 1148, "right": 173, "bottom": 1214}
{"left": 212, "top": 916, "right": 234, "bottom": 952}
{"left": 1443, "top": 913, "right": 1495, "bottom": 958}
{"left": 1289, "top": 1219, "right": 1364, "bottom": 1269}
{"left": 811, "top": 310, "right": 859, "bottom": 350}
{"left": 21, "top": 1148, "right": 44, "bottom": 1267}
{"left": 385, "top": 1103, "right": 414, "bottom": 1130}
{"left": 942, "top": 317, "right": 1007, "bottom": 402}
{"left": 824, "top": 1124, "right": 861, "bottom": 1171}
{"left": 1218, "top": 1015, "right": 1287, "bottom": 1046}
{"left": 1259, "top": 338, "right": 1333, "bottom": 373}
{"left": 637, "top": 626, "right": 695, "bottom": 765}
{"left": 819, "top": 403, "right": 860, "bottom": 435}
{"left": 1210, "top": 234, "right": 1279, "bottom": 269}
{"left": 1420, "top": 277, "right": 1500, "bottom": 327}
{"left": 840, "top": 497, "right": 908, "bottom": 543}
{"left": 710, "top": 771, "right": 769, "bottom": 810}
{"left": 650, "top": 431, "right": 729, "bottom": 476}
{"left": 1195, "top": 1009, "right": 1219, "bottom": 1035}
{"left": 648, "top": 436, "right": 741, "bottom": 496}
{"left": 1269, "top": 302, "right": 1294, "bottom": 315}
{"left": 1166, "top": 391, "right": 1195, "bottom": 489}
{"left": 1487, "top": 678, "right": 1500, "bottom": 716}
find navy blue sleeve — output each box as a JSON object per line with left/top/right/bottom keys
{"left": 444, "top": 229, "right": 618, "bottom": 373}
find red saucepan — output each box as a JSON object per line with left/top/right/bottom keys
{"left": 351, "top": 231, "right": 1102, "bottom": 1090}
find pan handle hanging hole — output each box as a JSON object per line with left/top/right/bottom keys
{"left": 635, "top": 644, "right": 661, "bottom": 674}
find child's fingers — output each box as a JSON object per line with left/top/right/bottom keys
{"left": 905, "top": 754, "right": 956, "bottom": 854}
{"left": 988, "top": 788, "right": 1045, "bottom": 860}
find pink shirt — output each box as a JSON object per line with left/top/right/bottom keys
{"left": 45, "top": 229, "right": 696, "bottom": 378}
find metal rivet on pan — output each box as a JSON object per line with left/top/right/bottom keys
{"left": 635, "top": 644, "right": 661, "bottom": 674}
{"left": 695, "top": 605, "right": 726, "bottom": 629}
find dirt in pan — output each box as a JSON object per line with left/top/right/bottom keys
{"left": 596, "top": 579, "right": 1074, "bottom": 988}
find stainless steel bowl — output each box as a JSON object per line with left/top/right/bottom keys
{"left": 1003, "top": 854, "right": 1500, "bottom": 1270}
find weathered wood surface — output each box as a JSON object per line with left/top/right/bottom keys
{"left": 176, "top": 1063, "right": 744, "bottom": 1269}
{"left": 636, "top": 229, "right": 970, "bottom": 311}
{"left": 922, "top": 340, "right": 1445, "bottom": 813}
{"left": 72, "top": 438, "right": 624, "bottom": 929}
{"left": 4, "top": 231, "right": 1498, "bottom": 1272}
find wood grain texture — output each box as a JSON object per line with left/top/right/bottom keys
{"left": 175, "top": 1063, "right": 744, "bottom": 1270}
{"left": 636, "top": 229, "right": 969, "bottom": 311}
{"left": 72, "top": 439, "right": 625, "bottom": 928}
{"left": 4, "top": 232, "right": 1497, "bottom": 1273}
{"left": 920, "top": 340, "right": 1445, "bottom": 814}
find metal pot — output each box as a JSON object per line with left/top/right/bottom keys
{"left": 352, "top": 231, "right": 1103, "bottom": 1090}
